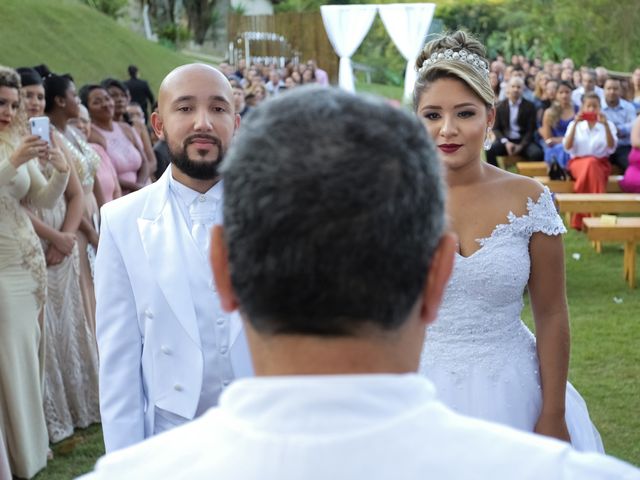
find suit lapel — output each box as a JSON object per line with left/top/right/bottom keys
{"left": 137, "top": 170, "right": 201, "bottom": 346}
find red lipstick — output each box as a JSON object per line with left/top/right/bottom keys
{"left": 438, "top": 144, "right": 462, "bottom": 154}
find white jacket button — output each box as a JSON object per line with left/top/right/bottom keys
{"left": 173, "top": 384, "right": 183, "bottom": 392}
{"left": 161, "top": 345, "right": 171, "bottom": 355}
{"left": 145, "top": 308, "right": 154, "bottom": 319}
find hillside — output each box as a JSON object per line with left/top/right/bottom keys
{"left": 0, "top": 0, "right": 194, "bottom": 92}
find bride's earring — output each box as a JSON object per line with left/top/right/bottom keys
{"left": 483, "top": 127, "right": 492, "bottom": 151}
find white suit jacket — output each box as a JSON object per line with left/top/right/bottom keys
{"left": 95, "top": 168, "right": 253, "bottom": 453}
{"left": 83, "top": 374, "right": 639, "bottom": 479}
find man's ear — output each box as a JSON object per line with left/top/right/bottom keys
{"left": 210, "top": 225, "right": 239, "bottom": 313}
{"left": 150, "top": 110, "right": 164, "bottom": 140}
{"left": 233, "top": 113, "right": 241, "bottom": 134}
{"left": 419, "top": 232, "right": 456, "bottom": 326}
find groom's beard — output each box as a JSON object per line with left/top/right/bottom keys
{"left": 165, "top": 130, "right": 224, "bottom": 180}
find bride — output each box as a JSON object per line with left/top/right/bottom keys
{"left": 414, "top": 31, "right": 603, "bottom": 451}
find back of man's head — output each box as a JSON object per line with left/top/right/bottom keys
{"left": 220, "top": 86, "right": 445, "bottom": 337}
{"left": 128, "top": 65, "right": 138, "bottom": 78}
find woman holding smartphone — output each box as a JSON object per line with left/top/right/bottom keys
{"left": 563, "top": 92, "right": 617, "bottom": 229}
{"left": 0, "top": 65, "right": 68, "bottom": 479}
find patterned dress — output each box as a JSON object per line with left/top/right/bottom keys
{"left": 0, "top": 131, "right": 68, "bottom": 478}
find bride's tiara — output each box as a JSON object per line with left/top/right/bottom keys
{"left": 418, "top": 48, "right": 490, "bottom": 80}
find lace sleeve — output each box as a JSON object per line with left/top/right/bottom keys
{"left": 25, "top": 159, "right": 69, "bottom": 208}
{"left": 521, "top": 187, "right": 566, "bottom": 236}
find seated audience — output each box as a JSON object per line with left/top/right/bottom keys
{"left": 564, "top": 92, "right": 617, "bottom": 229}
{"left": 602, "top": 78, "right": 637, "bottom": 172}
{"left": 486, "top": 77, "right": 543, "bottom": 166}
{"left": 232, "top": 84, "right": 250, "bottom": 117}
{"left": 82, "top": 86, "right": 639, "bottom": 480}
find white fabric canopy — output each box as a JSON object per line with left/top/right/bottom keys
{"left": 378, "top": 3, "right": 435, "bottom": 103}
{"left": 320, "top": 5, "right": 378, "bottom": 92}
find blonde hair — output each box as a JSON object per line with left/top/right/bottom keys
{"left": 413, "top": 31, "right": 494, "bottom": 110}
{"left": 0, "top": 65, "right": 28, "bottom": 139}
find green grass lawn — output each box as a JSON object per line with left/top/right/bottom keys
{"left": 35, "top": 229, "right": 639, "bottom": 479}
{"left": 0, "top": 0, "right": 193, "bottom": 93}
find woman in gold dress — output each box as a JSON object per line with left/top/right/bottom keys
{"left": 0, "top": 65, "right": 68, "bottom": 479}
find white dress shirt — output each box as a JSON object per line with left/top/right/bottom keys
{"left": 508, "top": 97, "right": 522, "bottom": 140}
{"left": 564, "top": 120, "right": 617, "bottom": 159}
{"left": 84, "top": 374, "right": 639, "bottom": 479}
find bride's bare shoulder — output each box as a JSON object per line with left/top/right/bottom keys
{"left": 484, "top": 165, "right": 546, "bottom": 216}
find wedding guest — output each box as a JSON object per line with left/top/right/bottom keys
{"left": 602, "top": 78, "right": 636, "bottom": 172}
{"left": 45, "top": 74, "right": 102, "bottom": 332}
{"left": 102, "top": 78, "right": 156, "bottom": 178}
{"left": 69, "top": 104, "right": 122, "bottom": 204}
{"left": 540, "top": 81, "right": 576, "bottom": 169}
{"left": 83, "top": 85, "right": 638, "bottom": 480}
{"left": 619, "top": 114, "right": 640, "bottom": 193}
{"left": 571, "top": 71, "right": 605, "bottom": 109}
{"left": 0, "top": 65, "right": 69, "bottom": 479}
{"left": 21, "top": 70, "right": 100, "bottom": 442}
{"left": 564, "top": 92, "right": 617, "bottom": 229}
{"left": 124, "top": 65, "right": 154, "bottom": 122}
{"left": 486, "top": 77, "right": 543, "bottom": 166}
{"left": 414, "top": 31, "right": 602, "bottom": 450}
{"left": 81, "top": 84, "right": 148, "bottom": 194}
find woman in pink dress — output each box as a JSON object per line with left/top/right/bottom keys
{"left": 620, "top": 115, "right": 640, "bottom": 193}
{"left": 80, "top": 85, "right": 148, "bottom": 195}
{"left": 68, "top": 104, "right": 121, "bottom": 204}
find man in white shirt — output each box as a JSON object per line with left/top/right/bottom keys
{"left": 94, "top": 64, "right": 253, "bottom": 453}
{"left": 572, "top": 70, "right": 606, "bottom": 109}
{"left": 85, "top": 87, "right": 639, "bottom": 479}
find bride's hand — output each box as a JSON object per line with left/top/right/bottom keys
{"left": 534, "top": 411, "right": 571, "bottom": 443}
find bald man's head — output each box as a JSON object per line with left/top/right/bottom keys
{"left": 151, "top": 63, "right": 240, "bottom": 181}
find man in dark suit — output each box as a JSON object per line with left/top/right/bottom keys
{"left": 486, "top": 77, "right": 542, "bottom": 166}
{"left": 124, "top": 65, "right": 155, "bottom": 123}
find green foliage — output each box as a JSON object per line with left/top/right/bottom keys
{"left": 353, "top": 16, "right": 405, "bottom": 86}
{"left": 156, "top": 23, "right": 192, "bottom": 49}
{"left": 79, "top": 0, "right": 127, "bottom": 18}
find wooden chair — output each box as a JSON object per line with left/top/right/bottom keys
{"left": 582, "top": 217, "right": 640, "bottom": 288}
{"left": 496, "top": 155, "right": 524, "bottom": 170}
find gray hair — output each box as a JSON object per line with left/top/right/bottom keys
{"left": 220, "top": 86, "right": 446, "bottom": 336}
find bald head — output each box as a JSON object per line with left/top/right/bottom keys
{"left": 157, "top": 63, "right": 233, "bottom": 112}
{"left": 151, "top": 63, "right": 240, "bottom": 187}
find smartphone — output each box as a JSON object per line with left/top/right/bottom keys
{"left": 30, "top": 116, "right": 50, "bottom": 145}
{"left": 582, "top": 111, "right": 597, "bottom": 122}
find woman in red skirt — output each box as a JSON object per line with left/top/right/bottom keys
{"left": 563, "top": 92, "right": 617, "bottom": 229}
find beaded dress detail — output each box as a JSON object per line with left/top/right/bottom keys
{"left": 419, "top": 187, "right": 604, "bottom": 452}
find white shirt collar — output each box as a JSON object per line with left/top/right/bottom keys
{"left": 168, "top": 165, "right": 222, "bottom": 209}
{"left": 217, "top": 374, "right": 437, "bottom": 434}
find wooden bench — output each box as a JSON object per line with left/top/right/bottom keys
{"left": 582, "top": 217, "right": 640, "bottom": 288}
{"left": 534, "top": 176, "right": 623, "bottom": 194}
{"left": 554, "top": 194, "right": 640, "bottom": 221}
{"left": 496, "top": 155, "right": 524, "bottom": 170}
{"left": 516, "top": 161, "right": 547, "bottom": 177}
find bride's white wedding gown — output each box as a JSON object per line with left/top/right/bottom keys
{"left": 419, "top": 187, "right": 603, "bottom": 452}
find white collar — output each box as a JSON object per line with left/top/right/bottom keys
{"left": 217, "top": 374, "right": 437, "bottom": 434}
{"left": 168, "top": 165, "right": 222, "bottom": 208}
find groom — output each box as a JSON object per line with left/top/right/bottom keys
{"left": 85, "top": 87, "right": 637, "bottom": 478}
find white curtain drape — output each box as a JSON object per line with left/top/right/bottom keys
{"left": 378, "top": 3, "right": 435, "bottom": 103}
{"left": 320, "top": 5, "right": 378, "bottom": 92}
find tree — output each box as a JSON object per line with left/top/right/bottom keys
{"left": 183, "top": 0, "right": 217, "bottom": 44}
